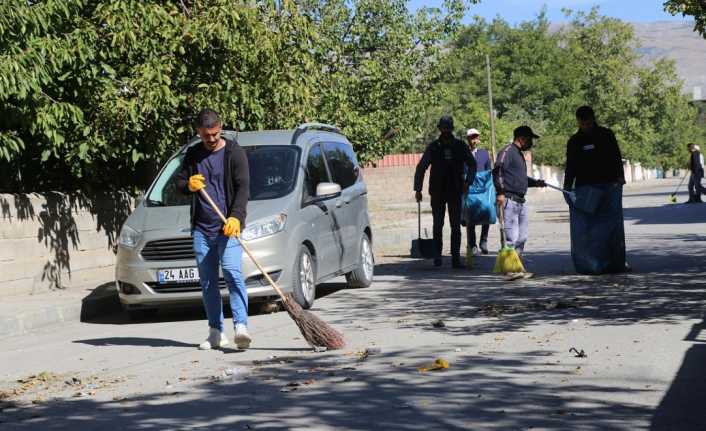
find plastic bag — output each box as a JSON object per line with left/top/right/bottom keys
{"left": 569, "top": 184, "right": 626, "bottom": 274}
{"left": 462, "top": 170, "right": 497, "bottom": 225}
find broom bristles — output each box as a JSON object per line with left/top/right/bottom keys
{"left": 493, "top": 246, "right": 526, "bottom": 273}
{"left": 282, "top": 294, "right": 346, "bottom": 350}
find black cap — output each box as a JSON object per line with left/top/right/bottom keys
{"left": 437, "top": 115, "right": 454, "bottom": 129}
{"left": 513, "top": 125, "right": 539, "bottom": 139}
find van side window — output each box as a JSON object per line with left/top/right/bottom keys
{"left": 305, "top": 144, "right": 329, "bottom": 198}
{"left": 323, "top": 142, "right": 359, "bottom": 189}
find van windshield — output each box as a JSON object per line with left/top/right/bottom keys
{"left": 145, "top": 145, "right": 300, "bottom": 207}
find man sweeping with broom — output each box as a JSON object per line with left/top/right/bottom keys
{"left": 492, "top": 126, "right": 546, "bottom": 269}
{"left": 175, "top": 108, "right": 252, "bottom": 350}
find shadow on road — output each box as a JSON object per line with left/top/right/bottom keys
{"left": 624, "top": 203, "right": 706, "bottom": 225}
{"left": 73, "top": 337, "right": 195, "bottom": 348}
{"left": 82, "top": 280, "right": 350, "bottom": 326}
{"left": 650, "top": 317, "right": 706, "bottom": 431}
{"left": 3, "top": 346, "right": 654, "bottom": 430}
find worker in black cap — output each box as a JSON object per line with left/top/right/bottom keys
{"left": 492, "top": 125, "right": 546, "bottom": 256}
{"left": 414, "top": 115, "right": 477, "bottom": 268}
{"left": 563, "top": 106, "right": 628, "bottom": 274}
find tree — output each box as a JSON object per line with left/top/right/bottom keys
{"left": 0, "top": 0, "right": 321, "bottom": 191}
{"left": 0, "top": 0, "right": 475, "bottom": 191}
{"left": 664, "top": 0, "right": 706, "bottom": 38}
{"left": 424, "top": 7, "right": 704, "bottom": 169}
{"left": 300, "top": 0, "right": 473, "bottom": 162}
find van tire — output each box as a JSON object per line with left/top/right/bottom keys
{"left": 346, "top": 233, "right": 374, "bottom": 288}
{"left": 292, "top": 245, "right": 316, "bottom": 309}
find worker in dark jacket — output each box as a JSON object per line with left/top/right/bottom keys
{"left": 175, "top": 108, "right": 251, "bottom": 351}
{"left": 686, "top": 143, "right": 705, "bottom": 203}
{"left": 563, "top": 105, "right": 628, "bottom": 274}
{"left": 563, "top": 106, "right": 625, "bottom": 192}
{"left": 465, "top": 128, "right": 492, "bottom": 255}
{"left": 414, "top": 116, "right": 477, "bottom": 268}
{"left": 492, "top": 126, "right": 546, "bottom": 256}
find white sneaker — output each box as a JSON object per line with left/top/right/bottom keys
{"left": 234, "top": 324, "right": 252, "bottom": 350}
{"left": 472, "top": 246, "right": 481, "bottom": 256}
{"left": 198, "top": 328, "right": 229, "bottom": 350}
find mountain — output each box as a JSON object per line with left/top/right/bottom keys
{"left": 631, "top": 21, "right": 706, "bottom": 98}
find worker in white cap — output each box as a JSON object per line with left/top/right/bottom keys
{"left": 465, "top": 128, "right": 492, "bottom": 255}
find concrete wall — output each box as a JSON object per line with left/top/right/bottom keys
{"left": 0, "top": 192, "right": 133, "bottom": 297}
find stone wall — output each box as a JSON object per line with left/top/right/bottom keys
{"left": 0, "top": 192, "right": 133, "bottom": 297}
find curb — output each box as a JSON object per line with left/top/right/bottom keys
{"left": 0, "top": 285, "right": 121, "bottom": 340}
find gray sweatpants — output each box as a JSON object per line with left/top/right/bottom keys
{"left": 503, "top": 200, "right": 529, "bottom": 255}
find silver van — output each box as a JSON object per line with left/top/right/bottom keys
{"left": 115, "top": 123, "right": 374, "bottom": 319}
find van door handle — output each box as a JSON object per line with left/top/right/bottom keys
{"left": 343, "top": 197, "right": 351, "bottom": 204}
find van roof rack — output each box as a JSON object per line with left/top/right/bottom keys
{"left": 290, "top": 122, "right": 342, "bottom": 145}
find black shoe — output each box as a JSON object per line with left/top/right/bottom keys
{"left": 433, "top": 258, "right": 442, "bottom": 267}
{"left": 479, "top": 241, "right": 488, "bottom": 255}
{"left": 452, "top": 258, "right": 465, "bottom": 269}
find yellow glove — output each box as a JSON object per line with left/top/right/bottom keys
{"left": 223, "top": 217, "right": 241, "bottom": 238}
{"left": 188, "top": 174, "right": 205, "bottom": 192}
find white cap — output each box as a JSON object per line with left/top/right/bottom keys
{"left": 466, "top": 128, "right": 480, "bottom": 137}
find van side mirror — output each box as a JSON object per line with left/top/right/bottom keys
{"left": 316, "top": 182, "right": 341, "bottom": 199}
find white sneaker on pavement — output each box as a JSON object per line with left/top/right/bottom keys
{"left": 472, "top": 246, "right": 481, "bottom": 256}
{"left": 234, "top": 324, "right": 252, "bottom": 350}
{"left": 198, "top": 328, "right": 229, "bottom": 350}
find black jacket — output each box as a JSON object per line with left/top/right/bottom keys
{"left": 176, "top": 139, "right": 250, "bottom": 229}
{"left": 414, "top": 135, "right": 476, "bottom": 197}
{"left": 690, "top": 150, "right": 704, "bottom": 176}
{"left": 564, "top": 125, "right": 625, "bottom": 189}
{"left": 492, "top": 143, "right": 541, "bottom": 197}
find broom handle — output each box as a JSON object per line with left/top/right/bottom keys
{"left": 497, "top": 201, "right": 506, "bottom": 248}
{"left": 198, "top": 188, "right": 289, "bottom": 303}
{"left": 544, "top": 182, "right": 573, "bottom": 195}
{"left": 673, "top": 173, "right": 688, "bottom": 194}
{"left": 486, "top": 54, "right": 505, "bottom": 248}
{"left": 486, "top": 54, "right": 498, "bottom": 163}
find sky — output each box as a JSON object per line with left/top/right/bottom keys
{"left": 408, "top": 0, "right": 693, "bottom": 24}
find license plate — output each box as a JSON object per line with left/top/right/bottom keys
{"left": 158, "top": 267, "right": 199, "bottom": 284}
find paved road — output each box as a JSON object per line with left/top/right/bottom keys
{"left": 1, "top": 179, "right": 705, "bottom": 430}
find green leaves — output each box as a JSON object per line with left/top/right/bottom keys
{"left": 0, "top": 0, "right": 327, "bottom": 190}
{"left": 428, "top": 7, "right": 704, "bottom": 169}
{"left": 664, "top": 0, "right": 706, "bottom": 38}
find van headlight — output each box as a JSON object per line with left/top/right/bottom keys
{"left": 241, "top": 214, "right": 287, "bottom": 241}
{"left": 118, "top": 224, "right": 141, "bottom": 248}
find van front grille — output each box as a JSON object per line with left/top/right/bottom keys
{"left": 141, "top": 238, "right": 195, "bottom": 261}
{"left": 146, "top": 280, "right": 224, "bottom": 294}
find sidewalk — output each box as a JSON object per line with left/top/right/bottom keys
{"left": 0, "top": 283, "right": 120, "bottom": 338}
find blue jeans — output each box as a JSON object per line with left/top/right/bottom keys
{"left": 192, "top": 230, "right": 248, "bottom": 331}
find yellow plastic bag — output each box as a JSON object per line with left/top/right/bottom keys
{"left": 417, "top": 358, "right": 449, "bottom": 372}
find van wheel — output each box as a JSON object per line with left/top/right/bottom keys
{"left": 346, "top": 233, "right": 374, "bottom": 288}
{"left": 292, "top": 245, "right": 316, "bottom": 309}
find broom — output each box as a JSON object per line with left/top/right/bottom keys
{"left": 485, "top": 54, "right": 526, "bottom": 275}
{"left": 199, "top": 188, "right": 345, "bottom": 350}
